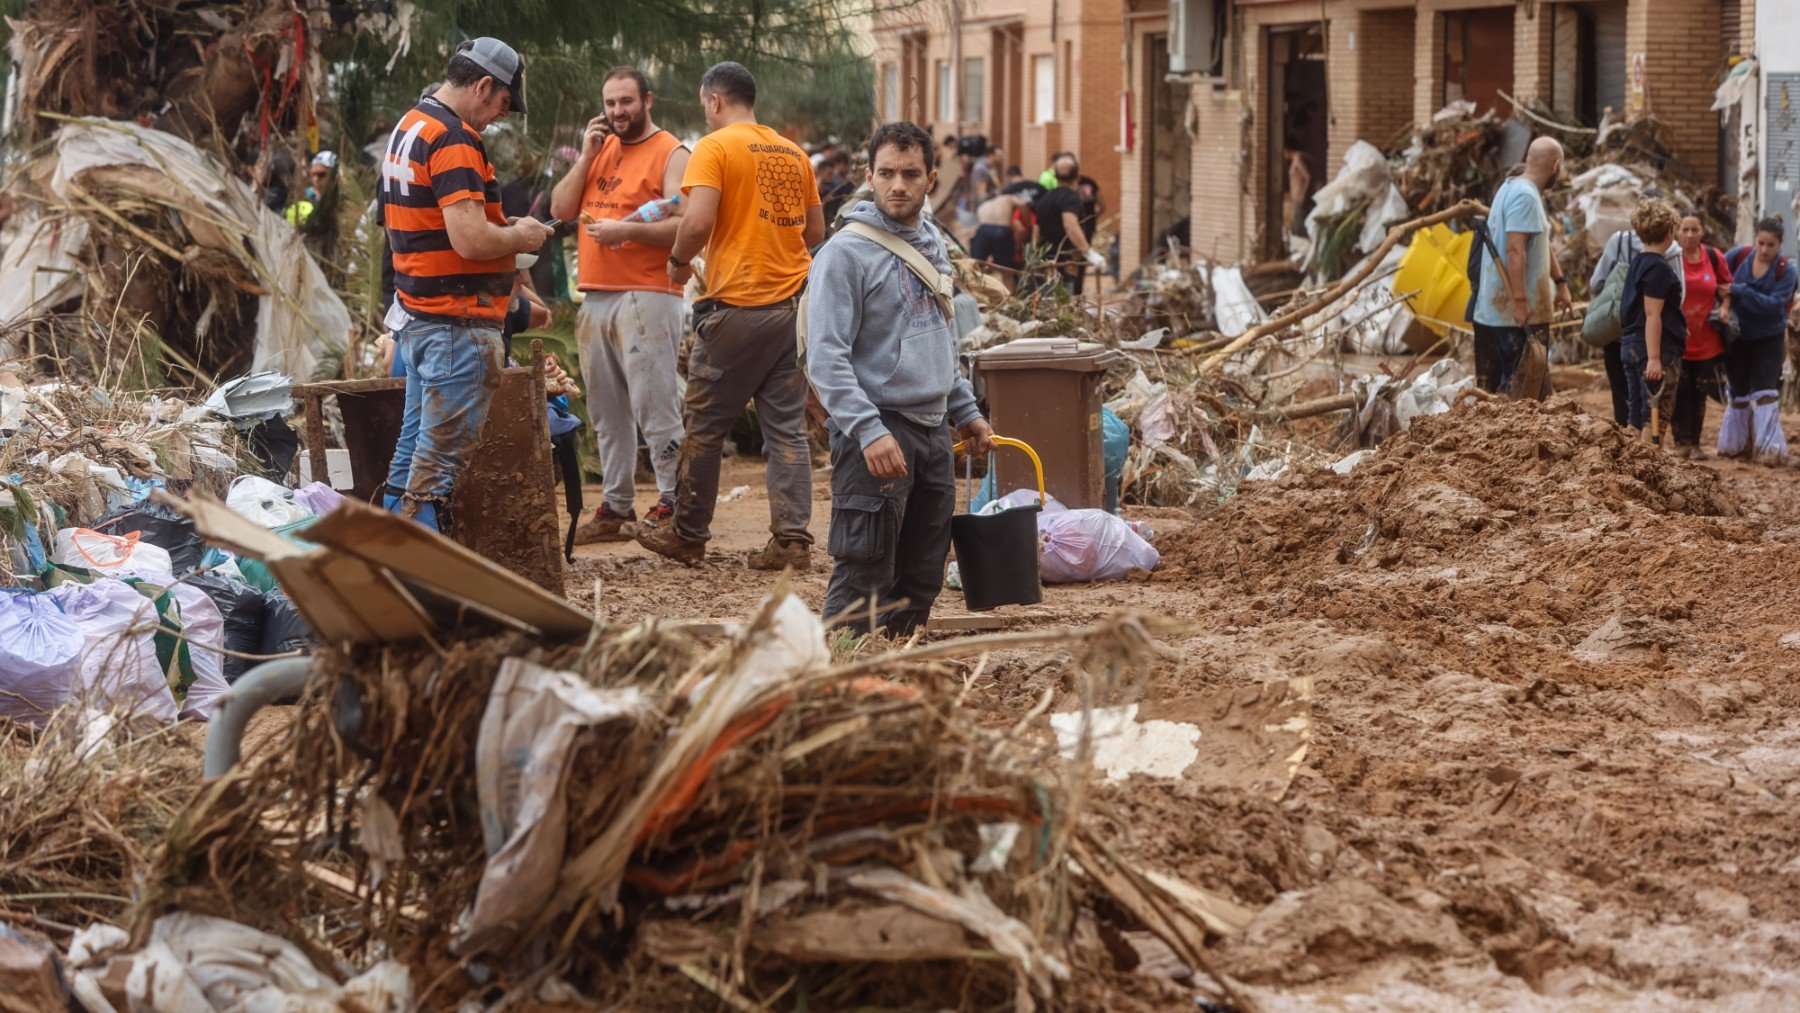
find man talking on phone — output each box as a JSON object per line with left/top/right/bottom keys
{"left": 379, "top": 37, "right": 551, "bottom": 532}
{"left": 550, "top": 67, "right": 690, "bottom": 542}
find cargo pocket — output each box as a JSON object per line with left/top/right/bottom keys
{"left": 828, "top": 493, "right": 890, "bottom": 564}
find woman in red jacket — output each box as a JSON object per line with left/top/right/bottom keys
{"left": 1670, "top": 211, "right": 1732, "bottom": 457}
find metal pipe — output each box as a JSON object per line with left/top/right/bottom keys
{"left": 203, "top": 657, "right": 314, "bottom": 779}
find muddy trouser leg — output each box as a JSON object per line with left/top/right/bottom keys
{"left": 881, "top": 420, "right": 956, "bottom": 639}
{"left": 577, "top": 293, "right": 635, "bottom": 514}
{"left": 1671, "top": 355, "right": 1720, "bottom": 446}
{"left": 749, "top": 302, "right": 814, "bottom": 546}
{"left": 623, "top": 291, "right": 687, "bottom": 504}
{"left": 822, "top": 417, "right": 911, "bottom": 633}
{"left": 1651, "top": 357, "right": 1682, "bottom": 440}
{"left": 1603, "top": 340, "right": 1630, "bottom": 427}
{"left": 397, "top": 320, "right": 504, "bottom": 525}
{"left": 673, "top": 303, "right": 776, "bottom": 544}
{"left": 1472, "top": 323, "right": 1525, "bottom": 395}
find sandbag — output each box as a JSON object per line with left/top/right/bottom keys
{"left": 260, "top": 590, "right": 312, "bottom": 657}
{"left": 187, "top": 571, "right": 268, "bottom": 683}
{"left": 93, "top": 500, "right": 202, "bottom": 576}
{"left": 225, "top": 475, "right": 310, "bottom": 528}
{"left": 1037, "top": 509, "right": 1160, "bottom": 584}
{"left": 51, "top": 528, "right": 174, "bottom": 580}
{"left": 47, "top": 578, "right": 179, "bottom": 723}
{"left": 0, "top": 590, "right": 84, "bottom": 726}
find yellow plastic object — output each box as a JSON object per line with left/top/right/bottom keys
{"left": 1392, "top": 223, "right": 1473, "bottom": 336}
{"left": 953, "top": 435, "right": 1046, "bottom": 504}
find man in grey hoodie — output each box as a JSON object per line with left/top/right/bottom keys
{"left": 806, "top": 121, "right": 995, "bottom": 636}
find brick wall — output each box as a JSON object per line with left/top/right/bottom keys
{"left": 1627, "top": 0, "right": 1722, "bottom": 185}
{"left": 1512, "top": 1, "right": 1553, "bottom": 107}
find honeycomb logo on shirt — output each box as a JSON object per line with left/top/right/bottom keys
{"left": 754, "top": 151, "right": 806, "bottom": 215}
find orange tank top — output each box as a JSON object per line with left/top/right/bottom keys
{"left": 577, "top": 129, "right": 686, "bottom": 295}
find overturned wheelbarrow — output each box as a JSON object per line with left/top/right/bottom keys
{"left": 951, "top": 436, "right": 1046, "bottom": 612}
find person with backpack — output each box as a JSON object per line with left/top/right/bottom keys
{"left": 1588, "top": 201, "right": 1686, "bottom": 426}
{"left": 1670, "top": 211, "right": 1733, "bottom": 456}
{"left": 1718, "top": 216, "right": 1796, "bottom": 465}
{"left": 1472, "top": 138, "right": 1573, "bottom": 395}
{"left": 1618, "top": 198, "right": 1687, "bottom": 437}
{"left": 804, "top": 121, "right": 995, "bottom": 637}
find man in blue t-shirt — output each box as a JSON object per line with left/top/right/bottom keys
{"left": 1473, "top": 137, "right": 1573, "bottom": 394}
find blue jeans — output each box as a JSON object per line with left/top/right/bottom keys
{"left": 385, "top": 319, "right": 504, "bottom": 514}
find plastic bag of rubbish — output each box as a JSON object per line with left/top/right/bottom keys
{"left": 225, "top": 475, "right": 311, "bottom": 528}
{"left": 0, "top": 590, "right": 84, "bottom": 726}
{"left": 68, "top": 914, "right": 411, "bottom": 1012}
{"left": 290, "top": 481, "right": 345, "bottom": 516}
{"left": 1038, "top": 509, "right": 1160, "bottom": 584}
{"left": 93, "top": 500, "right": 202, "bottom": 576}
{"left": 48, "top": 578, "right": 179, "bottom": 724}
{"left": 1210, "top": 265, "right": 1266, "bottom": 337}
{"left": 979, "top": 488, "right": 1067, "bottom": 516}
{"left": 187, "top": 571, "right": 268, "bottom": 683}
{"left": 51, "top": 528, "right": 175, "bottom": 580}
{"left": 165, "top": 583, "right": 228, "bottom": 720}
{"left": 260, "top": 589, "right": 312, "bottom": 657}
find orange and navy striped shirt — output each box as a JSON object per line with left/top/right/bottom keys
{"left": 380, "top": 99, "right": 512, "bottom": 323}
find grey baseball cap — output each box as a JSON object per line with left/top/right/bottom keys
{"left": 457, "top": 37, "right": 527, "bottom": 114}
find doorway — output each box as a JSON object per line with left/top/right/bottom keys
{"left": 1443, "top": 7, "right": 1516, "bottom": 117}
{"left": 1265, "top": 25, "right": 1327, "bottom": 260}
{"left": 1145, "top": 33, "right": 1192, "bottom": 260}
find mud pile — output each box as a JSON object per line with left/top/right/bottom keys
{"left": 1163, "top": 397, "right": 1739, "bottom": 580}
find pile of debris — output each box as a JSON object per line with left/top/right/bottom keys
{"left": 83, "top": 552, "right": 1252, "bottom": 1009}
{"left": 1394, "top": 101, "right": 1509, "bottom": 217}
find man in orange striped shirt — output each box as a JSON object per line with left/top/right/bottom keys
{"left": 379, "top": 38, "right": 552, "bottom": 532}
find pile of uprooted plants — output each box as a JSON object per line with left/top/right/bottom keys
{"left": 64, "top": 591, "right": 1248, "bottom": 1010}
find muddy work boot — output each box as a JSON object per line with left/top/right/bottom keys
{"left": 572, "top": 503, "right": 637, "bottom": 545}
{"left": 634, "top": 521, "right": 707, "bottom": 565}
{"left": 746, "top": 537, "right": 810, "bottom": 572}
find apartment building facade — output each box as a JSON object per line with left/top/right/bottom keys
{"left": 874, "top": 0, "right": 1756, "bottom": 274}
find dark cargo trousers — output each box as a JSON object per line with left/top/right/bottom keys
{"left": 821, "top": 412, "right": 957, "bottom": 638}
{"left": 672, "top": 299, "right": 813, "bottom": 546}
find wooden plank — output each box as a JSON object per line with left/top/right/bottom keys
{"left": 301, "top": 498, "right": 592, "bottom": 638}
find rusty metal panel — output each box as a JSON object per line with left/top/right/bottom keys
{"left": 295, "top": 356, "right": 564, "bottom": 593}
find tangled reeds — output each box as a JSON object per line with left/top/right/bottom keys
{"left": 122, "top": 588, "right": 1210, "bottom": 1009}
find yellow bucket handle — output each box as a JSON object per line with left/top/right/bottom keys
{"left": 953, "top": 435, "right": 1047, "bottom": 506}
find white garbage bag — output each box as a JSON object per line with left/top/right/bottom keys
{"left": 166, "top": 583, "right": 229, "bottom": 721}
{"left": 979, "top": 488, "right": 1067, "bottom": 516}
{"left": 1209, "top": 265, "right": 1267, "bottom": 338}
{"left": 48, "top": 578, "right": 179, "bottom": 724}
{"left": 1037, "top": 509, "right": 1160, "bottom": 584}
{"left": 51, "top": 528, "right": 175, "bottom": 580}
{"left": 68, "top": 913, "right": 411, "bottom": 1012}
{"left": 0, "top": 590, "right": 84, "bottom": 726}
{"left": 225, "top": 475, "right": 310, "bottom": 528}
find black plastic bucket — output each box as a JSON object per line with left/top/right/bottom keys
{"left": 949, "top": 437, "right": 1048, "bottom": 612}
{"left": 952, "top": 504, "right": 1043, "bottom": 611}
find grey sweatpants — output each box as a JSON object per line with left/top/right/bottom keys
{"left": 821, "top": 412, "right": 956, "bottom": 638}
{"left": 576, "top": 290, "right": 685, "bottom": 513}
{"left": 673, "top": 299, "right": 813, "bottom": 545}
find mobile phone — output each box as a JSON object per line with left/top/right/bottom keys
{"left": 539, "top": 218, "right": 562, "bottom": 230}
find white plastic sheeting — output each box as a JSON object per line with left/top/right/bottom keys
{"left": 0, "top": 119, "right": 350, "bottom": 378}
{"left": 1305, "top": 140, "right": 1412, "bottom": 257}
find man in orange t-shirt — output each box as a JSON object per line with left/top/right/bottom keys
{"left": 549, "top": 67, "right": 690, "bottom": 543}
{"left": 636, "top": 61, "right": 825, "bottom": 570}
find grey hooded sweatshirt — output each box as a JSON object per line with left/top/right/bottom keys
{"left": 805, "top": 201, "right": 981, "bottom": 450}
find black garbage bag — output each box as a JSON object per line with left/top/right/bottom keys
{"left": 93, "top": 500, "right": 203, "bottom": 576}
{"left": 259, "top": 589, "right": 313, "bottom": 657}
{"left": 187, "top": 570, "right": 268, "bottom": 682}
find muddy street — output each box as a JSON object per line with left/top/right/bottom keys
{"left": 566, "top": 391, "right": 1800, "bottom": 1009}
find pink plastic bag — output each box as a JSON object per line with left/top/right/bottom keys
{"left": 291, "top": 481, "right": 346, "bottom": 516}
{"left": 1037, "top": 510, "right": 1160, "bottom": 584}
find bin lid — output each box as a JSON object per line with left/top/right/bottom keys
{"left": 974, "top": 337, "right": 1121, "bottom": 372}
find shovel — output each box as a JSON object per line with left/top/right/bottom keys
{"left": 1646, "top": 374, "right": 1665, "bottom": 447}
{"left": 1509, "top": 324, "right": 1551, "bottom": 402}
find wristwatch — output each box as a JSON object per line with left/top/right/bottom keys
{"left": 667, "top": 254, "right": 689, "bottom": 269}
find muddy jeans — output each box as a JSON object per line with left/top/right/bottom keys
{"left": 1620, "top": 343, "right": 1681, "bottom": 432}
{"left": 821, "top": 413, "right": 957, "bottom": 638}
{"left": 386, "top": 317, "right": 505, "bottom": 513}
{"left": 577, "top": 291, "right": 685, "bottom": 513}
{"left": 674, "top": 299, "right": 812, "bottom": 545}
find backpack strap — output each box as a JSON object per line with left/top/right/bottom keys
{"left": 840, "top": 220, "right": 956, "bottom": 324}
{"left": 1728, "top": 246, "right": 1751, "bottom": 274}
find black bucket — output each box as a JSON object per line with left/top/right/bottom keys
{"left": 950, "top": 435, "right": 1047, "bottom": 611}
{"left": 952, "top": 505, "right": 1043, "bottom": 610}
